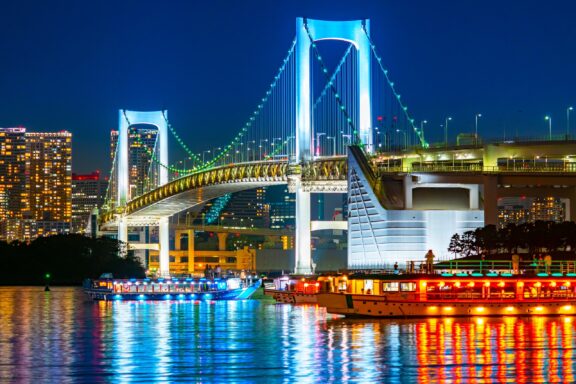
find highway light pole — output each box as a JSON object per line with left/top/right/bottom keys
{"left": 545, "top": 116, "right": 552, "bottom": 140}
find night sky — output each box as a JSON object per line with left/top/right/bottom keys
{"left": 1, "top": 0, "right": 575, "bottom": 173}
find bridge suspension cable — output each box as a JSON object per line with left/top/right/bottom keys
{"left": 362, "top": 25, "right": 428, "bottom": 149}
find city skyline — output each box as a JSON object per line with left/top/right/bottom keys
{"left": 0, "top": 1, "right": 575, "bottom": 173}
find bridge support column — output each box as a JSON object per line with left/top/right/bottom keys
{"left": 295, "top": 188, "right": 312, "bottom": 274}
{"left": 403, "top": 175, "right": 414, "bottom": 209}
{"left": 569, "top": 187, "right": 576, "bottom": 222}
{"left": 118, "top": 217, "right": 128, "bottom": 254}
{"left": 482, "top": 175, "right": 498, "bottom": 226}
{"left": 217, "top": 233, "right": 229, "bottom": 251}
{"left": 469, "top": 185, "right": 480, "bottom": 209}
{"left": 159, "top": 217, "right": 170, "bottom": 276}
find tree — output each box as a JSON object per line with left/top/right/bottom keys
{"left": 448, "top": 233, "right": 463, "bottom": 257}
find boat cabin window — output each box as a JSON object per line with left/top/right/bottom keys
{"left": 382, "top": 282, "right": 399, "bottom": 292}
{"left": 364, "top": 280, "right": 374, "bottom": 293}
{"left": 400, "top": 282, "right": 416, "bottom": 292}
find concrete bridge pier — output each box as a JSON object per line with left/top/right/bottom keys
{"left": 482, "top": 174, "right": 499, "bottom": 226}
{"left": 294, "top": 187, "right": 312, "bottom": 274}
{"left": 159, "top": 217, "right": 170, "bottom": 276}
{"left": 118, "top": 217, "right": 128, "bottom": 251}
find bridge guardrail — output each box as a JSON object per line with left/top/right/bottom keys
{"left": 375, "top": 165, "right": 576, "bottom": 174}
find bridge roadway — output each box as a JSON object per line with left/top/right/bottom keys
{"left": 101, "top": 143, "right": 576, "bottom": 229}
{"left": 100, "top": 157, "right": 347, "bottom": 228}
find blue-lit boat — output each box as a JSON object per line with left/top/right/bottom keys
{"left": 83, "top": 276, "right": 261, "bottom": 301}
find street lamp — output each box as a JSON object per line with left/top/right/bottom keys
{"left": 475, "top": 113, "right": 482, "bottom": 144}
{"left": 326, "top": 136, "right": 336, "bottom": 155}
{"left": 286, "top": 136, "right": 295, "bottom": 161}
{"left": 202, "top": 150, "right": 211, "bottom": 163}
{"left": 444, "top": 117, "right": 452, "bottom": 148}
{"left": 545, "top": 116, "right": 552, "bottom": 140}
{"left": 396, "top": 129, "right": 407, "bottom": 150}
{"left": 567, "top": 107, "right": 573, "bottom": 138}
{"left": 259, "top": 139, "right": 268, "bottom": 159}
{"left": 315, "top": 132, "right": 326, "bottom": 157}
{"left": 420, "top": 120, "right": 428, "bottom": 143}
{"left": 342, "top": 134, "right": 352, "bottom": 153}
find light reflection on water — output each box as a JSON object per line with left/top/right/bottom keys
{"left": 1, "top": 287, "right": 576, "bottom": 383}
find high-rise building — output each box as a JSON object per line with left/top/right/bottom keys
{"left": 267, "top": 186, "right": 295, "bottom": 229}
{"left": 497, "top": 196, "right": 566, "bottom": 228}
{"left": 71, "top": 171, "right": 107, "bottom": 233}
{"left": 0, "top": 128, "right": 27, "bottom": 242}
{"left": 24, "top": 131, "right": 72, "bottom": 238}
{"left": 219, "top": 187, "right": 268, "bottom": 228}
{"left": 0, "top": 128, "right": 72, "bottom": 241}
{"left": 109, "top": 128, "right": 158, "bottom": 204}
{"left": 530, "top": 197, "right": 566, "bottom": 222}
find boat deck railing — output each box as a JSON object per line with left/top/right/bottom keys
{"left": 436, "top": 259, "right": 576, "bottom": 275}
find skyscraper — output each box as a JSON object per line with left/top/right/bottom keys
{"left": 0, "top": 128, "right": 27, "bottom": 242}
{"left": 25, "top": 131, "right": 72, "bottom": 238}
{"left": 0, "top": 128, "right": 72, "bottom": 241}
{"left": 71, "top": 171, "right": 107, "bottom": 233}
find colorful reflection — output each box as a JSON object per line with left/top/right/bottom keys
{"left": 2, "top": 287, "right": 576, "bottom": 382}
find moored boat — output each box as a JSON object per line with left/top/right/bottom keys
{"left": 263, "top": 275, "right": 339, "bottom": 304}
{"left": 83, "top": 276, "right": 261, "bottom": 301}
{"left": 317, "top": 272, "right": 576, "bottom": 317}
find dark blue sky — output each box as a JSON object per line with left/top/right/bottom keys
{"left": 1, "top": 0, "right": 575, "bottom": 173}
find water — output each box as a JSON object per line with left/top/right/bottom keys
{"left": 1, "top": 287, "right": 576, "bottom": 383}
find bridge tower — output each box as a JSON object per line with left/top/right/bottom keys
{"left": 293, "top": 18, "right": 373, "bottom": 274}
{"left": 117, "top": 110, "right": 170, "bottom": 276}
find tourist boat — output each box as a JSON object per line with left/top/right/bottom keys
{"left": 316, "top": 272, "right": 576, "bottom": 317}
{"left": 83, "top": 276, "right": 262, "bottom": 301}
{"left": 263, "top": 275, "right": 340, "bottom": 304}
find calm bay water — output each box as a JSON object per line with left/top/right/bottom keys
{"left": 1, "top": 287, "right": 576, "bottom": 383}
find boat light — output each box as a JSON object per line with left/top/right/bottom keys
{"left": 565, "top": 282, "right": 571, "bottom": 287}
{"left": 535, "top": 306, "right": 544, "bottom": 312}
{"left": 501, "top": 273, "right": 513, "bottom": 277}
{"left": 441, "top": 273, "right": 453, "bottom": 277}
{"left": 114, "top": 295, "right": 122, "bottom": 300}
{"left": 468, "top": 282, "right": 475, "bottom": 288}
{"left": 517, "top": 282, "right": 524, "bottom": 287}
{"left": 552, "top": 273, "right": 563, "bottom": 277}
{"left": 315, "top": 283, "right": 320, "bottom": 287}
{"left": 506, "top": 306, "right": 514, "bottom": 312}
{"left": 537, "top": 273, "right": 548, "bottom": 277}
{"left": 534, "top": 282, "right": 542, "bottom": 288}
{"left": 438, "top": 281, "right": 445, "bottom": 287}
{"left": 550, "top": 282, "right": 557, "bottom": 287}
{"left": 486, "top": 273, "right": 498, "bottom": 277}
{"left": 138, "top": 294, "right": 145, "bottom": 300}
{"left": 454, "top": 281, "right": 461, "bottom": 288}
{"left": 498, "top": 281, "right": 505, "bottom": 288}
{"left": 476, "top": 307, "right": 485, "bottom": 312}
{"left": 443, "top": 307, "right": 454, "bottom": 311}
{"left": 484, "top": 282, "right": 490, "bottom": 287}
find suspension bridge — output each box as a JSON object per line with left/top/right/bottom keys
{"left": 98, "top": 17, "right": 427, "bottom": 276}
